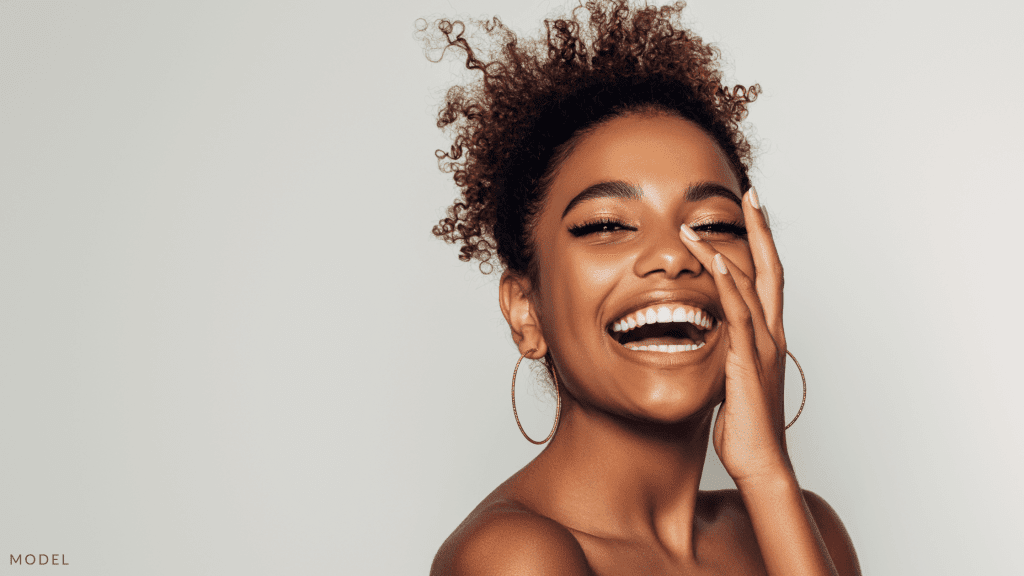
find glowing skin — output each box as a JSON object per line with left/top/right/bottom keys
{"left": 432, "top": 113, "right": 860, "bottom": 576}
{"left": 524, "top": 112, "right": 755, "bottom": 425}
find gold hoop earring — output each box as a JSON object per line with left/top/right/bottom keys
{"left": 511, "top": 349, "right": 562, "bottom": 445}
{"left": 785, "top": 349, "right": 807, "bottom": 430}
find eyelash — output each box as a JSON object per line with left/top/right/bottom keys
{"left": 568, "top": 218, "right": 636, "bottom": 237}
{"left": 567, "top": 218, "right": 747, "bottom": 238}
{"left": 690, "top": 220, "right": 748, "bottom": 238}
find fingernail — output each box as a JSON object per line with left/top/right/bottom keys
{"left": 746, "top": 186, "right": 760, "bottom": 209}
{"left": 713, "top": 253, "right": 729, "bottom": 274}
{"left": 680, "top": 224, "right": 700, "bottom": 242}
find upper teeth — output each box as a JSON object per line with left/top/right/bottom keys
{"left": 611, "top": 304, "right": 714, "bottom": 333}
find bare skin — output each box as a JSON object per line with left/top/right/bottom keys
{"left": 431, "top": 113, "right": 861, "bottom": 575}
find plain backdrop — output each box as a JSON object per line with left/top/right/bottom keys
{"left": 1, "top": 0, "right": 1022, "bottom": 574}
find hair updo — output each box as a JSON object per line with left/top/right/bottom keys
{"left": 423, "top": 0, "right": 758, "bottom": 279}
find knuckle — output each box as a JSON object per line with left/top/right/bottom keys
{"left": 736, "top": 308, "right": 753, "bottom": 325}
{"left": 735, "top": 271, "right": 755, "bottom": 291}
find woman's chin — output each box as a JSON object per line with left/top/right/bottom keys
{"left": 623, "top": 389, "right": 721, "bottom": 427}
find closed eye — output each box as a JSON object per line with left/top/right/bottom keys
{"left": 568, "top": 218, "right": 637, "bottom": 237}
{"left": 690, "top": 220, "right": 747, "bottom": 238}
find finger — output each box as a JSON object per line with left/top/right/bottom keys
{"left": 680, "top": 223, "right": 758, "bottom": 363}
{"left": 712, "top": 253, "right": 759, "bottom": 361}
{"left": 679, "top": 225, "right": 776, "bottom": 359}
{"left": 743, "top": 187, "right": 786, "bottom": 350}
{"left": 715, "top": 252, "right": 779, "bottom": 363}
{"left": 682, "top": 226, "right": 785, "bottom": 430}
{"left": 710, "top": 253, "right": 786, "bottom": 430}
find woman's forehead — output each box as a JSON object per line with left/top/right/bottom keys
{"left": 549, "top": 113, "right": 742, "bottom": 205}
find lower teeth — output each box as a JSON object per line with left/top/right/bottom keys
{"left": 625, "top": 342, "right": 705, "bottom": 352}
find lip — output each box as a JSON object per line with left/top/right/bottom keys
{"left": 605, "top": 293, "right": 722, "bottom": 335}
{"left": 603, "top": 293, "right": 724, "bottom": 365}
{"left": 605, "top": 320, "right": 721, "bottom": 366}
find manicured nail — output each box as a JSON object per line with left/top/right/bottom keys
{"left": 746, "top": 186, "right": 760, "bottom": 209}
{"left": 713, "top": 253, "right": 729, "bottom": 274}
{"left": 680, "top": 224, "right": 701, "bottom": 242}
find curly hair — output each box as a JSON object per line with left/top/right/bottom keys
{"left": 423, "top": 0, "right": 759, "bottom": 278}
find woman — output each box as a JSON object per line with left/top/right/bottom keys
{"left": 424, "top": 1, "right": 860, "bottom": 573}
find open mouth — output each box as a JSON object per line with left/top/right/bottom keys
{"left": 608, "top": 304, "right": 717, "bottom": 353}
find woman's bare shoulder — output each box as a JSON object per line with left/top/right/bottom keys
{"left": 430, "top": 496, "right": 593, "bottom": 576}
{"left": 801, "top": 490, "right": 862, "bottom": 576}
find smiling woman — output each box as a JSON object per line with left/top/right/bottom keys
{"left": 423, "top": 1, "right": 860, "bottom": 574}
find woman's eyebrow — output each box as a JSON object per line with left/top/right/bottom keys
{"left": 561, "top": 180, "right": 741, "bottom": 219}
{"left": 561, "top": 180, "right": 641, "bottom": 219}
{"left": 685, "top": 181, "right": 742, "bottom": 206}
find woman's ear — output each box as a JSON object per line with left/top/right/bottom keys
{"left": 499, "top": 271, "right": 547, "bottom": 359}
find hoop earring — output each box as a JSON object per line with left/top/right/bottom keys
{"left": 511, "top": 349, "right": 562, "bottom": 445}
{"left": 785, "top": 349, "right": 807, "bottom": 430}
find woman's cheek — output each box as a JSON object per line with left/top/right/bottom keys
{"left": 719, "top": 242, "right": 755, "bottom": 277}
{"left": 582, "top": 256, "right": 629, "bottom": 286}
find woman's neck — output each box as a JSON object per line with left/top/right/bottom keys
{"left": 510, "top": 393, "right": 716, "bottom": 556}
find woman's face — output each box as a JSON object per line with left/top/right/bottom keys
{"left": 529, "top": 112, "right": 755, "bottom": 424}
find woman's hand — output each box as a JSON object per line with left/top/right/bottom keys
{"left": 679, "top": 187, "right": 792, "bottom": 488}
{"left": 681, "top": 188, "right": 854, "bottom": 576}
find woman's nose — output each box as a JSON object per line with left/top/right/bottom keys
{"left": 633, "top": 225, "right": 703, "bottom": 279}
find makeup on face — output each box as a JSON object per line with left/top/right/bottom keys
{"left": 520, "top": 112, "right": 754, "bottom": 422}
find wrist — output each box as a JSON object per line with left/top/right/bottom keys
{"left": 733, "top": 466, "right": 799, "bottom": 496}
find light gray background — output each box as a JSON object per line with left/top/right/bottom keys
{"left": 1, "top": 0, "right": 1021, "bottom": 574}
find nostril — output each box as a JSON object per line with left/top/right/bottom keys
{"left": 632, "top": 229, "right": 705, "bottom": 279}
